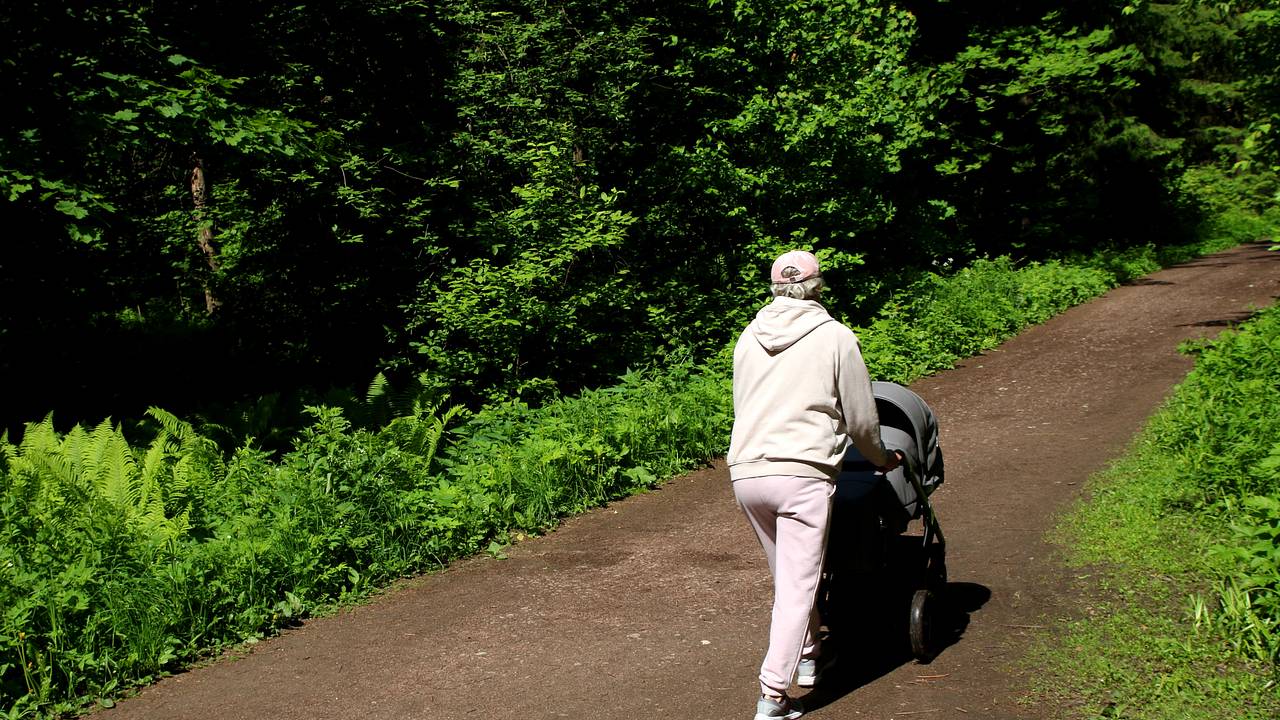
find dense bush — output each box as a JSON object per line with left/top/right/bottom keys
{"left": 0, "top": 360, "right": 734, "bottom": 716}
{"left": 856, "top": 257, "right": 1114, "bottom": 383}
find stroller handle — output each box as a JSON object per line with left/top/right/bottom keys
{"left": 839, "top": 447, "right": 914, "bottom": 476}
{"left": 891, "top": 446, "right": 920, "bottom": 479}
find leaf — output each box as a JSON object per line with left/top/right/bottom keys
{"left": 157, "top": 102, "right": 183, "bottom": 118}
{"left": 54, "top": 199, "right": 89, "bottom": 219}
{"left": 167, "top": 54, "right": 194, "bottom": 66}
{"left": 622, "top": 466, "right": 657, "bottom": 486}
{"left": 66, "top": 223, "right": 102, "bottom": 245}
{"left": 111, "top": 109, "right": 140, "bottom": 122}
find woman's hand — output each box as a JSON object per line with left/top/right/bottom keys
{"left": 879, "top": 449, "right": 904, "bottom": 473}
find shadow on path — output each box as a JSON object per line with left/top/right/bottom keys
{"left": 1177, "top": 309, "right": 1264, "bottom": 329}
{"left": 803, "top": 575, "right": 992, "bottom": 712}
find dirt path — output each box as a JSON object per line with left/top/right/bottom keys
{"left": 101, "top": 244, "right": 1280, "bottom": 720}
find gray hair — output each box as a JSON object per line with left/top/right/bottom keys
{"left": 770, "top": 275, "right": 826, "bottom": 300}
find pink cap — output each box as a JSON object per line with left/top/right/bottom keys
{"left": 770, "top": 250, "right": 821, "bottom": 283}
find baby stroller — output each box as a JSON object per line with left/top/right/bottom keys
{"left": 819, "top": 381, "right": 947, "bottom": 661}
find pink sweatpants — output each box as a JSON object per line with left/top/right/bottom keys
{"left": 733, "top": 474, "right": 835, "bottom": 697}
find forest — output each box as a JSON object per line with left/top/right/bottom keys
{"left": 2, "top": 0, "right": 1278, "bottom": 716}
{"left": 2, "top": 0, "right": 1275, "bottom": 431}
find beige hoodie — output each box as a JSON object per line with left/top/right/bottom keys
{"left": 727, "top": 296, "right": 890, "bottom": 481}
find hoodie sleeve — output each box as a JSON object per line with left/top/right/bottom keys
{"left": 836, "top": 330, "right": 892, "bottom": 467}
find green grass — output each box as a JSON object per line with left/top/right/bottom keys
{"left": 1029, "top": 455, "right": 1279, "bottom": 719}
{"left": 1024, "top": 305, "right": 1280, "bottom": 719}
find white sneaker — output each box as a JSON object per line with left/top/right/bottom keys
{"left": 795, "top": 653, "right": 837, "bottom": 688}
{"left": 754, "top": 694, "right": 803, "bottom": 720}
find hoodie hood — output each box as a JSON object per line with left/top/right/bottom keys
{"left": 748, "top": 296, "right": 834, "bottom": 353}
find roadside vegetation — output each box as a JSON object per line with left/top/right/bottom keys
{"left": 1029, "top": 301, "right": 1280, "bottom": 719}
{"left": 3, "top": 0, "right": 1279, "bottom": 717}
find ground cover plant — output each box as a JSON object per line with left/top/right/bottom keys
{"left": 1028, "top": 300, "right": 1280, "bottom": 718}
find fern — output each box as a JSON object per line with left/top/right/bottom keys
{"left": 379, "top": 400, "right": 465, "bottom": 471}
{"left": 146, "top": 407, "right": 191, "bottom": 447}
{"left": 145, "top": 408, "right": 194, "bottom": 510}
{"left": 359, "top": 371, "right": 446, "bottom": 429}
{"left": 139, "top": 440, "right": 169, "bottom": 511}
{"left": 5, "top": 412, "right": 212, "bottom": 553}
{"left": 365, "top": 371, "right": 392, "bottom": 407}
{"left": 11, "top": 416, "right": 78, "bottom": 511}
{"left": 96, "top": 426, "right": 141, "bottom": 511}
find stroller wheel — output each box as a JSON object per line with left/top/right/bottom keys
{"left": 909, "top": 588, "right": 935, "bottom": 661}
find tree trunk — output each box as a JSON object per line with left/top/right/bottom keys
{"left": 190, "top": 155, "right": 221, "bottom": 315}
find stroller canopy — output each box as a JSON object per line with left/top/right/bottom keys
{"left": 871, "top": 381, "right": 944, "bottom": 492}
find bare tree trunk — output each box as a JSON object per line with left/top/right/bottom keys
{"left": 190, "top": 155, "right": 221, "bottom": 315}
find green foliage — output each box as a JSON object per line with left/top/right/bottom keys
{"left": 0, "top": 354, "right": 731, "bottom": 716}
{"left": 3, "top": 0, "right": 1279, "bottom": 431}
{"left": 910, "top": 0, "right": 1280, "bottom": 264}
{"left": 855, "top": 258, "right": 1114, "bottom": 382}
{"left": 0, "top": 410, "right": 222, "bottom": 714}
{"left": 1148, "top": 304, "right": 1280, "bottom": 664}
{"left": 410, "top": 150, "right": 639, "bottom": 401}
{"left": 439, "top": 359, "right": 731, "bottom": 531}
{"left": 1180, "top": 164, "right": 1280, "bottom": 249}
{"left": 1214, "top": 492, "right": 1280, "bottom": 663}
{"left": 1031, "top": 303, "right": 1280, "bottom": 719}
{"left": 1151, "top": 307, "right": 1280, "bottom": 505}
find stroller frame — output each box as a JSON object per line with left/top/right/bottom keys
{"left": 820, "top": 382, "right": 948, "bottom": 661}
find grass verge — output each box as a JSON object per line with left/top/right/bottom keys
{"left": 1024, "top": 305, "right": 1280, "bottom": 719}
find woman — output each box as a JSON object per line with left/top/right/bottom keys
{"left": 727, "top": 250, "right": 901, "bottom": 720}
